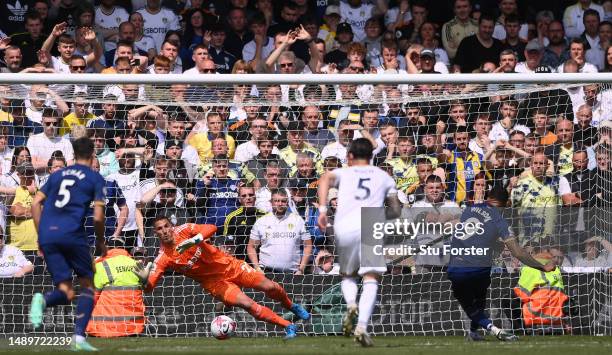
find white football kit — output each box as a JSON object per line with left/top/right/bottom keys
{"left": 332, "top": 166, "right": 397, "bottom": 275}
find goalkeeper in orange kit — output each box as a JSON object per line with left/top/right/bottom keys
{"left": 136, "top": 216, "right": 310, "bottom": 338}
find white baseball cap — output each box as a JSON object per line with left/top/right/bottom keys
{"left": 325, "top": 5, "right": 341, "bottom": 16}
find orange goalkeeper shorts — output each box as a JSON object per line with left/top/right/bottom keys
{"left": 201, "top": 259, "right": 266, "bottom": 305}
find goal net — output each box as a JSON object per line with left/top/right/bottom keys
{"left": 0, "top": 73, "right": 610, "bottom": 337}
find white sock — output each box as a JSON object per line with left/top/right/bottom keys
{"left": 75, "top": 335, "right": 86, "bottom": 343}
{"left": 487, "top": 324, "right": 501, "bottom": 336}
{"left": 341, "top": 277, "right": 358, "bottom": 308}
{"left": 357, "top": 280, "right": 378, "bottom": 329}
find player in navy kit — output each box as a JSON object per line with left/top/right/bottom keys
{"left": 447, "top": 186, "right": 556, "bottom": 342}
{"left": 30, "top": 137, "right": 106, "bottom": 352}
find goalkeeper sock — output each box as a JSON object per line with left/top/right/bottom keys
{"left": 264, "top": 282, "right": 293, "bottom": 309}
{"left": 43, "top": 289, "right": 69, "bottom": 307}
{"left": 247, "top": 302, "right": 291, "bottom": 328}
{"left": 357, "top": 280, "right": 378, "bottom": 329}
{"left": 74, "top": 288, "right": 95, "bottom": 337}
{"left": 341, "top": 277, "right": 358, "bottom": 308}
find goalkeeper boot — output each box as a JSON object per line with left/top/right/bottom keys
{"left": 70, "top": 337, "right": 99, "bottom": 352}
{"left": 353, "top": 326, "right": 374, "bottom": 347}
{"left": 284, "top": 324, "right": 298, "bottom": 340}
{"left": 29, "top": 293, "right": 45, "bottom": 329}
{"left": 495, "top": 330, "right": 519, "bottom": 342}
{"left": 466, "top": 330, "right": 485, "bottom": 341}
{"left": 342, "top": 305, "right": 358, "bottom": 337}
{"left": 290, "top": 303, "right": 311, "bottom": 320}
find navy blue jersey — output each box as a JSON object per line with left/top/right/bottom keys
{"left": 39, "top": 164, "right": 106, "bottom": 244}
{"left": 85, "top": 179, "right": 126, "bottom": 240}
{"left": 194, "top": 178, "right": 239, "bottom": 228}
{"left": 447, "top": 203, "right": 513, "bottom": 274}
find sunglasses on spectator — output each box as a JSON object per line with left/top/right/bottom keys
{"left": 202, "top": 68, "right": 216, "bottom": 73}
{"left": 71, "top": 65, "right": 86, "bottom": 70}
{"left": 280, "top": 62, "right": 294, "bottom": 68}
{"left": 43, "top": 121, "right": 58, "bottom": 127}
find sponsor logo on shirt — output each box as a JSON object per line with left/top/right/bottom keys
{"left": 145, "top": 27, "right": 168, "bottom": 34}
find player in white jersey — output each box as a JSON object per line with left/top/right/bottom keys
{"left": 137, "top": 1, "right": 180, "bottom": 52}
{"left": 317, "top": 138, "right": 401, "bottom": 347}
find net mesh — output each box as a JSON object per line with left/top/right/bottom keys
{"left": 0, "top": 77, "right": 610, "bottom": 337}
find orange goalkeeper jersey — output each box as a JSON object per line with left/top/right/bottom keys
{"left": 146, "top": 223, "right": 234, "bottom": 291}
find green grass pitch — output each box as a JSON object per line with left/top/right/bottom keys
{"left": 0, "top": 336, "right": 611, "bottom": 355}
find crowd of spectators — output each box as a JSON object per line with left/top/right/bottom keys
{"left": 0, "top": 0, "right": 612, "bottom": 277}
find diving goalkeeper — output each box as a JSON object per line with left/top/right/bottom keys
{"left": 136, "top": 216, "right": 310, "bottom": 339}
{"left": 447, "top": 186, "right": 555, "bottom": 341}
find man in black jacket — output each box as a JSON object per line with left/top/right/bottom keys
{"left": 222, "top": 184, "right": 267, "bottom": 262}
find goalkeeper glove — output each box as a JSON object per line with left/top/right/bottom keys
{"left": 133, "top": 261, "right": 153, "bottom": 284}
{"left": 176, "top": 233, "right": 204, "bottom": 254}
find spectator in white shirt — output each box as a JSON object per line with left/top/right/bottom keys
{"left": 583, "top": 83, "right": 612, "bottom": 127}
{"left": 247, "top": 188, "right": 312, "bottom": 274}
{"left": 572, "top": 236, "right": 612, "bottom": 272}
{"left": 26, "top": 108, "right": 74, "bottom": 170}
{"left": 563, "top": 0, "right": 605, "bottom": 39}
{"left": 581, "top": 9, "right": 602, "bottom": 51}
{"left": 234, "top": 118, "right": 278, "bottom": 163}
{"left": 95, "top": 0, "right": 130, "bottom": 52}
{"left": 242, "top": 12, "right": 274, "bottom": 72}
{"left": 183, "top": 49, "right": 215, "bottom": 75}
{"left": 0, "top": 234, "right": 34, "bottom": 278}
{"left": 129, "top": 11, "right": 157, "bottom": 60}
{"left": 40, "top": 22, "right": 102, "bottom": 74}
{"left": 339, "top": 0, "right": 388, "bottom": 42}
{"left": 489, "top": 99, "right": 531, "bottom": 143}
{"left": 515, "top": 40, "right": 549, "bottom": 73}
{"left": 469, "top": 114, "right": 493, "bottom": 156}
{"left": 558, "top": 38, "right": 599, "bottom": 72}
{"left": 586, "top": 20, "right": 612, "bottom": 70}
{"left": 148, "top": 38, "right": 182, "bottom": 74}
{"left": 137, "top": 0, "right": 180, "bottom": 52}
{"left": 493, "top": 0, "right": 528, "bottom": 41}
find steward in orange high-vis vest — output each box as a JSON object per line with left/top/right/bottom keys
{"left": 86, "top": 240, "right": 147, "bottom": 337}
{"left": 513, "top": 252, "right": 568, "bottom": 327}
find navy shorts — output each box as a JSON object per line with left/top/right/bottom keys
{"left": 39, "top": 242, "right": 94, "bottom": 285}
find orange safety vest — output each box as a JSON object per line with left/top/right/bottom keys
{"left": 513, "top": 252, "right": 568, "bottom": 327}
{"left": 86, "top": 249, "right": 145, "bottom": 337}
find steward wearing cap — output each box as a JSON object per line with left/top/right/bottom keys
{"left": 86, "top": 239, "right": 149, "bottom": 337}
{"left": 513, "top": 252, "right": 568, "bottom": 328}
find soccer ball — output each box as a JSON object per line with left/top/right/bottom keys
{"left": 210, "top": 315, "right": 237, "bottom": 340}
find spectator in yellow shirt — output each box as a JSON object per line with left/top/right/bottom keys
{"left": 8, "top": 162, "right": 38, "bottom": 252}
{"left": 188, "top": 112, "right": 236, "bottom": 164}
{"left": 60, "top": 93, "right": 96, "bottom": 137}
